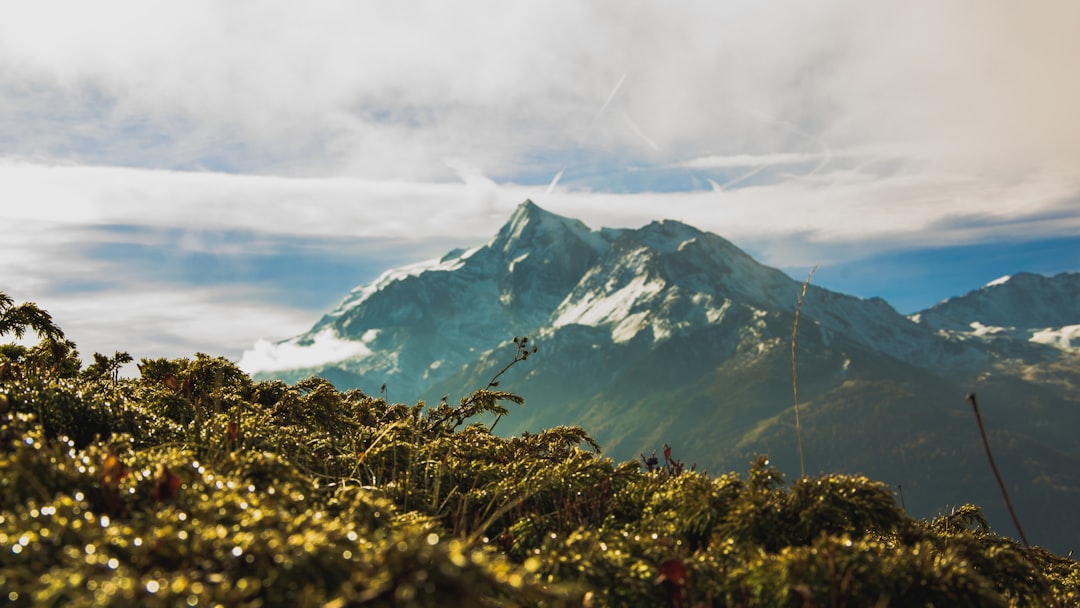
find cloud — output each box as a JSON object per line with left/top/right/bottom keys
{"left": 238, "top": 328, "right": 372, "bottom": 374}
{"left": 13, "top": 282, "right": 317, "bottom": 364}
{"left": 679, "top": 153, "right": 822, "bottom": 170}
{"left": 4, "top": 157, "right": 1079, "bottom": 269}
{"left": 3, "top": 2, "right": 1076, "bottom": 183}
{"left": 3, "top": 1, "right": 1080, "bottom": 365}
{"left": 541, "top": 167, "right": 1080, "bottom": 260}
{"left": 0, "top": 159, "right": 518, "bottom": 239}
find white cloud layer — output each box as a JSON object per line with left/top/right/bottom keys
{"left": 3, "top": 159, "right": 1076, "bottom": 262}
{"left": 2, "top": 1, "right": 1080, "bottom": 366}
{"left": 2, "top": 1, "right": 1078, "bottom": 180}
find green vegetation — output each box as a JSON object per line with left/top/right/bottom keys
{"left": 2, "top": 291, "right": 1078, "bottom": 606}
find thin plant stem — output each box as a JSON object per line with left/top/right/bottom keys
{"left": 486, "top": 357, "right": 520, "bottom": 432}
{"left": 791, "top": 265, "right": 817, "bottom": 479}
{"left": 488, "top": 337, "right": 535, "bottom": 432}
{"left": 965, "top": 392, "right": 1030, "bottom": 547}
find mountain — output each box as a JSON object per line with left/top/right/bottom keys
{"left": 911, "top": 272, "right": 1080, "bottom": 354}
{"left": 248, "top": 200, "right": 1080, "bottom": 553}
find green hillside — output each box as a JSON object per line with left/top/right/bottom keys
{"left": 3, "top": 293, "right": 1079, "bottom": 606}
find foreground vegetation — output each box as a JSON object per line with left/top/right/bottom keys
{"left": 2, "top": 294, "right": 1078, "bottom": 606}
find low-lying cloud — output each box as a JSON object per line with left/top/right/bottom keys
{"left": 238, "top": 328, "right": 372, "bottom": 374}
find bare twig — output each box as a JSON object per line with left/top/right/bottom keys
{"left": 488, "top": 336, "right": 536, "bottom": 432}
{"left": 965, "top": 393, "right": 1029, "bottom": 547}
{"left": 791, "top": 265, "right": 817, "bottom": 479}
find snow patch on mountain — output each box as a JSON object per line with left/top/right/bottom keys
{"left": 553, "top": 272, "right": 666, "bottom": 339}
{"left": 239, "top": 328, "right": 372, "bottom": 373}
{"left": 695, "top": 294, "right": 731, "bottom": 324}
{"left": 508, "top": 253, "right": 529, "bottom": 273}
{"left": 969, "top": 321, "right": 1009, "bottom": 337}
{"left": 612, "top": 312, "right": 651, "bottom": 344}
{"left": 677, "top": 237, "right": 697, "bottom": 252}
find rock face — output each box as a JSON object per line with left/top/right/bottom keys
{"left": 249, "top": 200, "right": 1080, "bottom": 553}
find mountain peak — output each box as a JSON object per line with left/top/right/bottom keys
{"left": 913, "top": 271, "right": 1080, "bottom": 334}
{"left": 492, "top": 200, "right": 609, "bottom": 256}
{"left": 504, "top": 199, "right": 571, "bottom": 230}
{"left": 632, "top": 219, "right": 705, "bottom": 253}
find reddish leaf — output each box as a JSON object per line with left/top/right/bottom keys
{"left": 656, "top": 558, "right": 690, "bottom": 607}
{"left": 163, "top": 374, "right": 180, "bottom": 391}
{"left": 663, "top": 443, "right": 672, "bottom": 462}
{"left": 656, "top": 558, "right": 688, "bottom": 586}
{"left": 182, "top": 376, "right": 196, "bottom": 398}
{"left": 100, "top": 451, "right": 128, "bottom": 488}
{"left": 227, "top": 420, "right": 239, "bottom": 443}
{"left": 153, "top": 464, "right": 182, "bottom": 501}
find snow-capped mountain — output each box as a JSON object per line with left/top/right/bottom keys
{"left": 911, "top": 272, "right": 1080, "bottom": 352}
{"left": 251, "top": 201, "right": 621, "bottom": 398}
{"left": 250, "top": 200, "right": 987, "bottom": 392}
{"left": 246, "top": 200, "right": 1080, "bottom": 552}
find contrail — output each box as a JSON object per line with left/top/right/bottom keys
{"left": 545, "top": 73, "right": 629, "bottom": 194}
{"left": 717, "top": 164, "right": 769, "bottom": 191}
{"left": 587, "top": 73, "right": 628, "bottom": 133}
{"left": 732, "top": 105, "right": 833, "bottom": 180}
{"left": 545, "top": 168, "right": 565, "bottom": 195}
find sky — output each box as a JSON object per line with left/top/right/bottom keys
{"left": 2, "top": 1, "right": 1079, "bottom": 371}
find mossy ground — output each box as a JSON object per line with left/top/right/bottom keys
{"left": 1, "top": 340, "right": 1078, "bottom": 607}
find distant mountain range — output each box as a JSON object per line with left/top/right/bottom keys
{"left": 250, "top": 200, "right": 1080, "bottom": 553}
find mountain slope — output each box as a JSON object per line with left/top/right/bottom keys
{"left": 248, "top": 200, "right": 1080, "bottom": 552}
